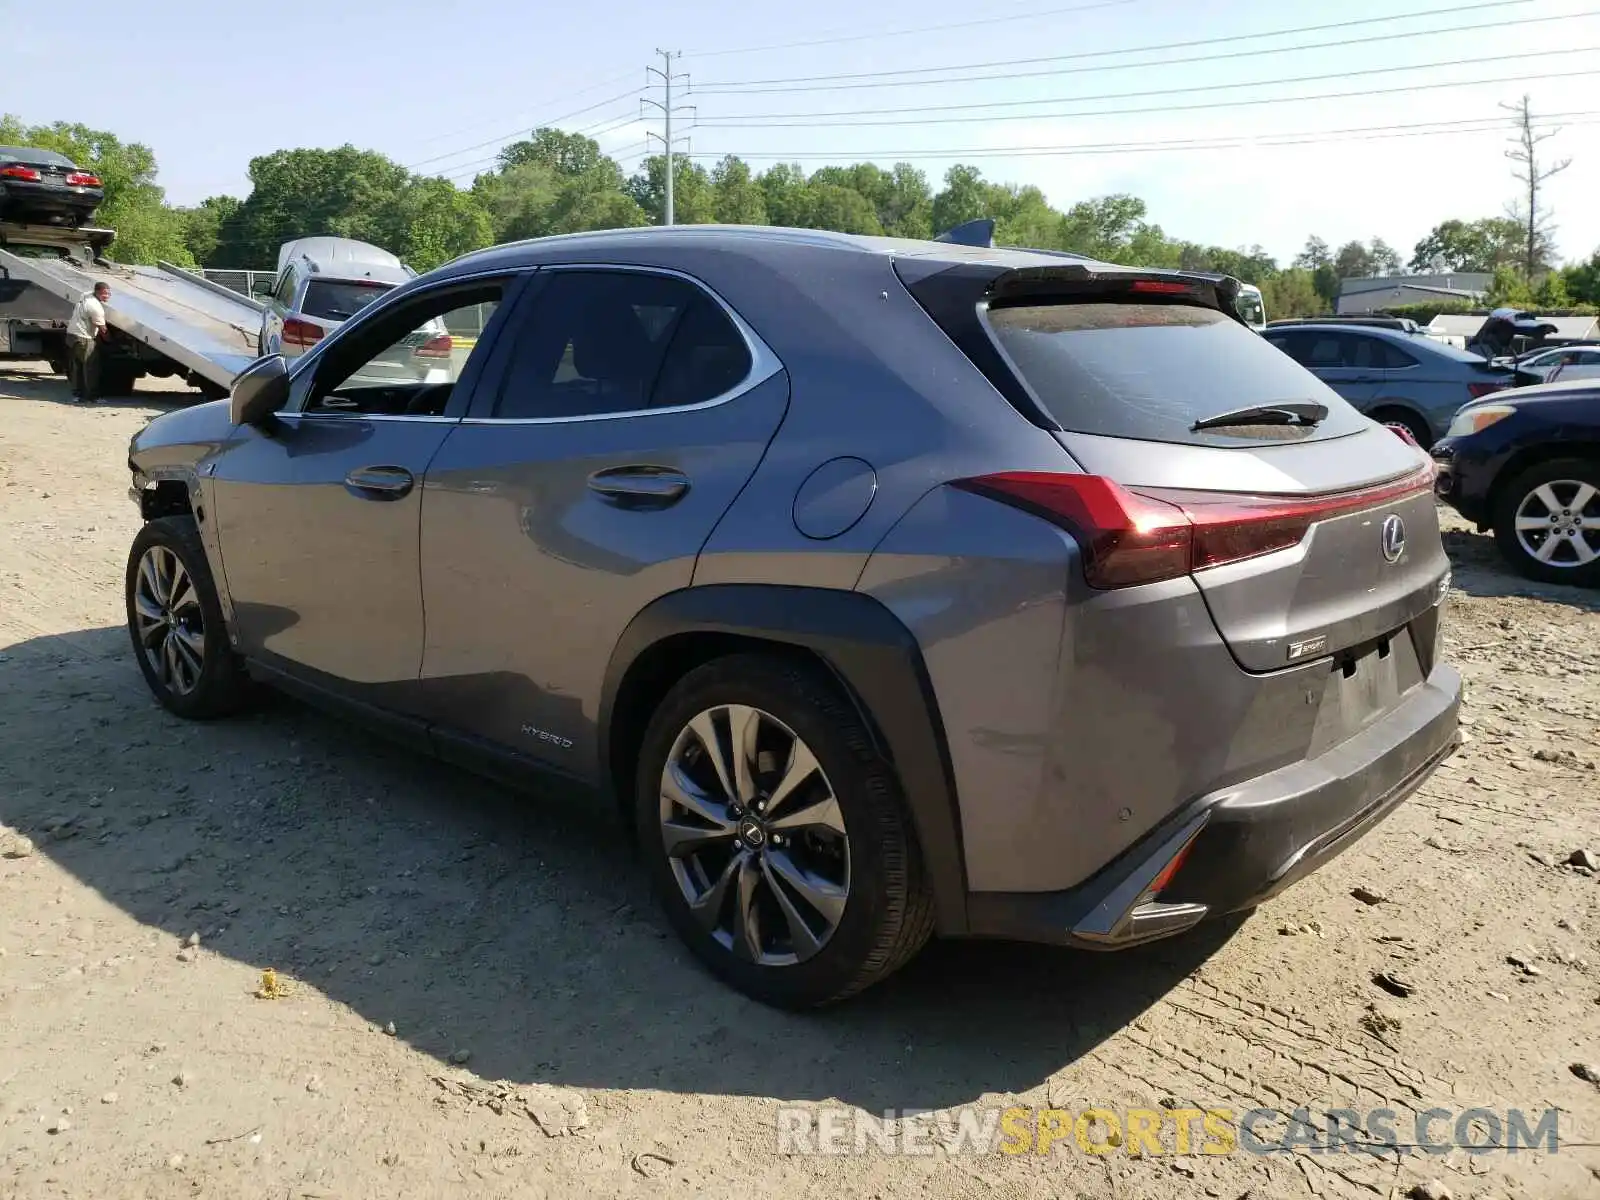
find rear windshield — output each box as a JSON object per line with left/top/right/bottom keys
{"left": 984, "top": 302, "right": 1367, "bottom": 445}
{"left": 300, "top": 279, "right": 393, "bottom": 322}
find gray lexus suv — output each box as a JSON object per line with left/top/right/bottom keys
{"left": 123, "top": 226, "right": 1461, "bottom": 1007}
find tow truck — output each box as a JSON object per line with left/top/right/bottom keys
{"left": 0, "top": 220, "right": 263, "bottom": 399}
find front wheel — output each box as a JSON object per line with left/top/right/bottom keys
{"left": 635, "top": 654, "right": 934, "bottom": 1008}
{"left": 1492, "top": 458, "right": 1600, "bottom": 587}
{"left": 125, "top": 516, "right": 252, "bottom": 718}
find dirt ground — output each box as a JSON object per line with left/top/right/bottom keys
{"left": 2, "top": 360, "right": 1599, "bottom": 1200}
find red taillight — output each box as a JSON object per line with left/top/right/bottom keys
{"left": 1128, "top": 279, "right": 1195, "bottom": 295}
{"left": 65, "top": 171, "right": 101, "bottom": 187}
{"left": 281, "top": 317, "right": 324, "bottom": 348}
{"left": 954, "top": 462, "right": 1435, "bottom": 589}
{"left": 1385, "top": 422, "right": 1420, "bottom": 447}
{"left": 1, "top": 164, "right": 42, "bottom": 181}
{"left": 413, "top": 333, "right": 453, "bottom": 359}
{"left": 1467, "top": 381, "right": 1506, "bottom": 400}
{"left": 1148, "top": 838, "right": 1195, "bottom": 896}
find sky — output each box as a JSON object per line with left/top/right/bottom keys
{"left": 7, "top": 0, "right": 1600, "bottom": 267}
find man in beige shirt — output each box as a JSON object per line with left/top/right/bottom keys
{"left": 66, "top": 282, "right": 110, "bottom": 404}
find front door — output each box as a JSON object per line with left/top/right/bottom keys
{"left": 415, "top": 266, "right": 789, "bottom": 776}
{"left": 208, "top": 276, "right": 516, "bottom": 701}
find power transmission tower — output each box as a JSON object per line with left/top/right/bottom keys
{"left": 643, "top": 50, "right": 695, "bottom": 225}
{"left": 1501, "top": 94, "right": 1571, "bottom": 280}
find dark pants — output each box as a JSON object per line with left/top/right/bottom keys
{"left": 67, "top": 335, "right": 99, "bottom": 401}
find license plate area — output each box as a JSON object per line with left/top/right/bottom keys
{"left": 1305, "top": 631, "right": 1417, "bottom": 757}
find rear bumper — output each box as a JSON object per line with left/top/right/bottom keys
{"left": 964, "top": 662, "right": 1461, "bottom": 947}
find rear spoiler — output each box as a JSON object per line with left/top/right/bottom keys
{"left": 926, "top": 217, "right": 1242, "bottom": 321}
{"left": 985, "top": 262, "right": 1245, "bottom": 323}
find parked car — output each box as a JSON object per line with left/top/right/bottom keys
{"left": 0, "top": 145, "right": 104, "bottom": 227}
{"left": 259, "top": 236, "right": 452, "bottom": 381}
{"left": 1262, "top": 321, "right": 1529, "bottom": 448}
{"left": 122, "top": 228, "right": 1459, "bottom": 1007}
{"left": 1431, "top": 376, "right": 1600, "bottom": 585}
{"left": 1509, "top": 344, "right": 1600, "bottom": 382}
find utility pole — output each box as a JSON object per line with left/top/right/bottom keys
{"left": 643, "top": 50, "right": 693, "bottom": 225}
{"left": 1501, "top": 94, "right": 1571, "bottom": 280}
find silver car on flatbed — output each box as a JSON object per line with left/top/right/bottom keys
{"left": 122, "top": 226, "right": 1460, "bottom": 1007}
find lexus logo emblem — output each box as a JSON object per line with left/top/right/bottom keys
{"left": 1380, "top": 514, "right": 1406, "bottom": 563}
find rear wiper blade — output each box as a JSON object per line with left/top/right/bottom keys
{"left": 1191, "top": 401, "right": 1329, "bottom": 432}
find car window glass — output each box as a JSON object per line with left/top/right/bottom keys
{"left": 1266, "top": 332, "right": 1310, "bottom": 364}
{"left": 301, "top": 279, "right": 393, "bottom": 321}
{"left": 1306, "top": 335, "right": 1342, "bottom": 368}
{"left": 1340, "top": 335, "right": 1382, "bottom": 369}
{"left": 274, "top": 269, "right": 297, "bottom": 307}
{"left": 1380, "top": 341, "right": 1419, "bottom": 368}
{"left": 306, "top": 283, "right": 502, "bottom": 417}
{"left": 493, "top": 271, "right": 750, "bottom": 419}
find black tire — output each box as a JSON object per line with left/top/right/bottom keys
{"left": 635, "top": 654, "right": 935, "bottom": 1008}
{"left": 1370, "top": 407, "right": 1432, "bottom": 450}
{"left": 46, "top": 357, "right": 67, "bottom": 378}
{"left": 99, "top": 363, "right": 139, "bottom": 397}
{"left": 125, "top": 516, "right": 252, "bottom": 718}
{"left": 1491, "top": 457, "right": 1600, "bottom": 588}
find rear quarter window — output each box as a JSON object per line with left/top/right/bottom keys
{"left": 300, "top": 279, "right": 393, "bottom": 322}
{"left": 984, "top": 302, "right": 1368, "bottom": 446}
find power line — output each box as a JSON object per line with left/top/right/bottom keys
{"left": 406, "top": 86, "right": 645, "bottom": 170}
{"left": 688, "top": 0, "right": 1143, "bottom": 59}
{"left": 694, "top": 3, "right": 1573, "bottom": 96}
{"left": 693, "top": 50, "right": 1600, "bottom": 128}
{"left": 681, "top": 111, "right": 1600, "bottom": 162}
{"left": 409, "top": 69, "right": 643, "bottom": 146}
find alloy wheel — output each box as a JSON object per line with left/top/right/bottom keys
{"left": 659, "top": 704, "right": 850, "bottom": 966}
{"left": 132, "top": 545, "right": 206, "bottom": 695}
{"left": 1513, "top": 479, "right": 1600, "bottom": 569}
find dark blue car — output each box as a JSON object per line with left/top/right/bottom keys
{"left": 1264, "top": 322, "right": 1525, "bottom": 449}
{"left": 1430, "top": 377, "right": 1600, "bottom": 586}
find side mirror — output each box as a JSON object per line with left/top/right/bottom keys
{"left": 230, "top": 354, "right": 290, "bottom": 426}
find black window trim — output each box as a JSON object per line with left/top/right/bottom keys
{"left": 460, "top": 262, "right": 783, "bottom": 426}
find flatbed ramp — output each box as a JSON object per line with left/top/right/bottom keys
{"left": 0, "top": 248, "right": 263, "bottom": 391}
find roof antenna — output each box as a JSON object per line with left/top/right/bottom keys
{"left": 932, "top": 218, "right": 995, "bottom": 248}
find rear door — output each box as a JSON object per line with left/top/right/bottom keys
{"left": 975, "top": 296, "right": 1446, "bottom": 674}
{"left": 415, "top": 266, "right": 788, "bottom": 774}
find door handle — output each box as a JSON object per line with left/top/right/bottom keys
{"left": 586, "top": 465, "right": 690, "bottom": 509}
{"left": 345, "top": 465, "right": 414, "bottom": 500}
{"left": 1351, "top": 375, "right": 1379, "bottom": 383}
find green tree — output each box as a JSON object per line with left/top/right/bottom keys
{"left": 1486, "top": 264, "right": 1537, "bottom": 308}
{"left": 1564, "top": 249, "right": 1600, "bottom": 305}
{"left": 0, "top": 115, "right": 193, "bottom": 265}
{"left": 803, "top": 182, "right": 883, "bottom": 234}
{"left": 710, "top": 156, "right": 767, "bottom": 225}
{"left": 1261, "top": 268, "right": 1324, "bottom": 318}
{"left": 1293, "top": 237, "right": 1340, "bottom": 309}
{"left": 1408, "top": 217, "right": 1523, "bottom": 273}
{"left": 1333, "top": 240, "right": 1376, "bottom": 281}
{"left": 386, "top": 176, "right": 493, "bottom": 271}
{"left": 756, "top": 163, "right": 813, "bottom": 228}
{"left": 176, "top": 195, "right": 241, "bottom": 266}
{"left": 625, "top": 155, "right": 716, "bottom": 225}
{"left": 929, "top": 165, "right": 990, "bottom": 236}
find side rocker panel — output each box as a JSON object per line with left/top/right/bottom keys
{"left": 599, "top": 585, "right": 969, "bottom": 934}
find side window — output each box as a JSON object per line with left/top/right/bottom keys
{"left": 1340, "top": 335, "right": 1382, "bottom": 370}
{"left": 273, "top": 267, "right": 297, "bottom": 308}
{"left": 1267, "top": 332, "right": 1310, "bottom": 365}
{"left": 1380, "top": 341, "right": 1419, "bottom": 369}
{"left": 1306, "top": 335, "right": 1343, "bottom": 368}
{"left": 304, "top": 282, "right": 503, "bottom": 417}
{"left": 493, "top": 271, "right": 752, "bottom": 419}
